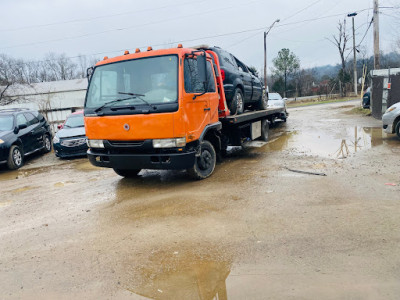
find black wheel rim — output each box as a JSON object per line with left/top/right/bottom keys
{"left": 198, "top": 149, "right": 213, "bottom": 171}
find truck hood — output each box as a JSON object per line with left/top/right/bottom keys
{"left": 84, "top": 113, "right": 175, "bottom": 140}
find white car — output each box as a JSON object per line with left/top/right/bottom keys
{"left": 267, "top": 92, "right": 288, "bottom": 122}
{"left": 382, "top": 103, "right": 400, "bottom": 139}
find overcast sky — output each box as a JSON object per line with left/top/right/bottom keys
{"left": 1, "top": 0, "right": 399, "bottom": 72}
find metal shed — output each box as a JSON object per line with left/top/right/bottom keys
{"left": 370, "top": 68, "right": 400, "bottom": 119}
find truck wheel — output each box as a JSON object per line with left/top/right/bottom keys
{"left": 230, "top": 88, "right": 244, "bottom": 115}
{"left": 188, "top": 140, "right": 216, "bottom": 180}
{"left": 7, "top": 145, "right": 24, "bottom": 170}
{"left": 257, "top": 95, "right": 268, "bottom": 110}
{"left": 260, "top": 119, "right": 269, "bottom": 142}
{"left": 42, "top": 134, "right": 52, "bottom": 153}
{"left": 113, "top": 168, "right": 141, "bottom": 177}
{"left": 395, "top": 121, "right": 400, "bottom": 139}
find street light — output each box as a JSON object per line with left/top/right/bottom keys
{"left": 347, "top": 12, "right": 358, "bottom": 96}
{"left": 264, "top": 19, "right": 280, "bottom": 94}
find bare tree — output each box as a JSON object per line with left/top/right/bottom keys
{"left": 328, "top": 19, "right": 351, "bottom": 97}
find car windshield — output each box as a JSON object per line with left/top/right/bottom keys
{"left": 0, "top": 115, "right": 14, "bottom": 131}
{"left": 86, "top": 55, "right": 178, "bottom": 109}
{"left": 64, "top": 114, "right": 84, "bottom": 128}
{"left": 269, "top": 93, "right": 282, "bottom": 100}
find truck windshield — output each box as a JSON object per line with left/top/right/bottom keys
{"left": 86, "top": 55, "right": 178, "bottom": 109}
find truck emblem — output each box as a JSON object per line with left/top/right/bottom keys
{"left": 124, "top": 124, "right": 130, "bottom": 131}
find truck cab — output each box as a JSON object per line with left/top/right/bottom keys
{"left": 84, "top": 46, "right": 225, "bottom": 179}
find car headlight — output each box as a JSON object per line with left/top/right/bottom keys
{"left": 53, "top": 135, "right": 60, "bottom": 144}
{"left": 153, "top": 137, "right": 186, "bottom": 148}
{"left": 385, "top": 106, "right": 398, "bottom": 113}
{"left": 0, "top": 139, "right": 4, "bottom": 144}
{"left": 87, "top": 139, "right": 105, "bottom": 148}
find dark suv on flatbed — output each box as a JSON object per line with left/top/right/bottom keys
{"left": 197, "top": 46, "right": 265, "bottom": 114}
{"left": 0, "top": 108, "right": 52, "bottom": 169}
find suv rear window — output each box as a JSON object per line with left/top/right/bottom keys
{"left": 217, "top": 50, "right": 238, "bottom": 69}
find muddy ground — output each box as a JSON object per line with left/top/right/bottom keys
{"left": 1, "top": 100, "right": 399, "bottom": 299}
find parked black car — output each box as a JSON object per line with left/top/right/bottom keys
{"left": 362, "top": 91, "right": 370, "bottom": 109}
{"left": 53, "top": 111, "right": 88, "bottom": 158}
{"left": 0, "top": 108, "right": 52, "bottom": 169}
{"left": 197, "top": 46, "right": 265, "bottom": 114}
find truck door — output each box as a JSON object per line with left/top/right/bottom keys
{"left": 183, "top": 57, "right": 217, "bottom": 139}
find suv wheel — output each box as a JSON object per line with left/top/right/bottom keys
{"left": 42, "top": 134, "right": 52, "bottom": 153}
{"left": 7, "top": 145, "right": 24, "bottom": 170}
{"left": 230, "top": 88, "right": 244, "bottom": 115}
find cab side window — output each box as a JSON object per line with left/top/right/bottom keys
{"left": 16, "top": 114, "right": 27, "bottom": 127}
{"left": 184, "top": 58, "right": 216, "bottom": 94}
{"left": 24, "top": 113, "right": 39, "bottom": 126}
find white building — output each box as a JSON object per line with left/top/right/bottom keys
{"left": 0, "top": 79, "right": 88, "bottom": 132}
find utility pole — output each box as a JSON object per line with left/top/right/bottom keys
{"left": 348, "top": 12, "right": 358, "bottom": 96}
{"left": 264, "top": 19, "right": 280, "bottom": 93}
{"left": 373, "top": 0, "right": 380, "bottom": 69}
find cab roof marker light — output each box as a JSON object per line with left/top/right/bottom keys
{"left": 124, "top": 50, "right": 129, "bottom": 55}
{"left": 147, "top": 46, "right": 153, "bottom": 51}
{"left": 177, "top": 44, "right": 183, "bottom": 48}
{"left": 103, "top": 56, "right": 108, "bottom": 60}
{"left": 135, "top": 48, "right": 140, "bottom": 53}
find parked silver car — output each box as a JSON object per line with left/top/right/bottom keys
{"left": 267, "top": 92, "right": 288, "bottom": 122}
{"left": 382, "top": 103, "right": 400, "bottom": 139}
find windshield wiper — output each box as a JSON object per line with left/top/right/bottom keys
{"left": 94, "top": 96, "right": 137, "bottom": 113}
{"left": 118, "top": 92, "right": 156, "bottom": 110}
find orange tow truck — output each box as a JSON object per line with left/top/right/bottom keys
{"left": 84, "top": 45, "right": 285, "bottom": 179}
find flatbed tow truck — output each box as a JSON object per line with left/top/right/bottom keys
{"left": 84, "top": 45, "right": 286, "bottom": 179}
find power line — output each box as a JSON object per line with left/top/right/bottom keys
{"left": 0, "top": 0, "right": 204, "bottom": 33}
{"left": 3, "top": 7, "right": 374, "bottom": 67}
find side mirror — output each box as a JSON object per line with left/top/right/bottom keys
{"left": 86, "top": 67, "right": 94, "bottom": 83}
{"left": 283, "top": 98, "right": 287, "bottom": 101}
{"left": 18, "top": 124, "right": 27, "bottom": 130}
{"left": 197, "top": 54, "right": 207, "bottom": 85}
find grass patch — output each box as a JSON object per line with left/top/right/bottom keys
{"left": 346, "top": 107, "right": 372, "bottom": 116}
{"left": 287, "top": 97, "right": 358, "bottom": 108}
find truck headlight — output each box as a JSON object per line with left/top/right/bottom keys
{"left": 0, "top": 139, "right": 4, "bottom": 144}
{"left": 87, "top": 139, "right": 105, "bottom": 148}
{"left": 53, "top": 135, "right": 60, "bottom": 144}
{"left": 385, "top": 106, "right": 397, "bottom": 113}
{"left": 153, "top": 137, "right": 186, "bottom": 148}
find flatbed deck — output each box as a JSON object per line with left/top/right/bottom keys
{"left": 220, "top": 107, "right": 284, "bottom": 125}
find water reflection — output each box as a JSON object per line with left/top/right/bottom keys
{"left": 262, "top": 127, "right": 397, "bottom": 158}
{"left": 127, "top": 258, "right": 231, "bottom": 300}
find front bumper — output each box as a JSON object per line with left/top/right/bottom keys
{"left": 54, "top": 143, "right": 88, "bottom": 158}
{"left": 87, "top": 149, "right": 196, "bottom": 170}
{"left": 382, "top": 113, "right": 396, "bottom": 134}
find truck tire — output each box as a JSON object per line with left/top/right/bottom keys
{"left": 230, "top": 88, "right": 244, "bottom": 115}
{"left": 187, "top": 140, "right": 216, "bottom": 180}
{"left": 257, "top": 94, "right": 268, "bottom": 110}
{"left": 113, "top": 168, "right": 141, "bottom": 177}
{"left": 7, "top": 145, "right": 24, "bottom": 170}
{"left": 395, "top": 121, "right": 400, "bottom": 139}
{"left": 259, "top": 119, "right": 269, "bottom": 142}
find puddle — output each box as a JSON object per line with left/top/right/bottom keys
{"left": 263, "top": 127, "right": 397, "bottom": 158}
{"left": 11, "top": 185, "right": 36, "bottom": 194}
{"left": 125, "top": 253, "right": 231, "bottom": 299}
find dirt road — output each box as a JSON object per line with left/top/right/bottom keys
{"left": 1, "top": 100, "right": 399, "bottom": 299}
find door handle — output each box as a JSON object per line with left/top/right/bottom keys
{"left": 204, "top": 108, "right": 211, "bottom": 111}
